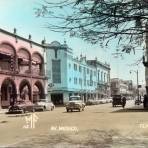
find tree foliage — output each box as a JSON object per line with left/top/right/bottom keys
{"left": 35, "top": 0, "right": 148, "bottom": 53}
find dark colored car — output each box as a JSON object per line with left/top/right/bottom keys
{"left": 8, "top": 100, "right": 35, "bottom": 114}
{"left": 112, "top": 95, "right": 123, "bottom": 107}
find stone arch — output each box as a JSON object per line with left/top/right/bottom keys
{"left": 19, "top": 79, "right": 32, "bottom": 101}
{"left": 32, "top": 52, "right": 44, "bottom": 75}
{"left": 17, "top": 48, "right": 31, "bottom": 74}
{"left": 1, "top": 78, "right": 17, "bottom": 108}
{"left": 0, "top": 42, "right": 16, "bottom": 71}
{"left": 0, "top": 41, "right": 16, "bottom": 55}
{"left": 33, "top": 81, "right": 45, "bottom": 103}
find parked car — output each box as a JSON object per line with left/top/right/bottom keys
{"left": 86, "top": 99, "right": 97, "bottom": 105}
{"left": 34, "top": 99, "right": 55, "bottom": 111}
{"left": 8, "top": 100, "right": 35, "bottom": 114}
{"left": 99, "top": 99, "right": 107, "bottom": 104}
{"left": 65, "top": 96, "right": 85, "bottom": 112}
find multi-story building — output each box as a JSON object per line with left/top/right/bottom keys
{"left": 46, "top": 41, "right": 110, "bottom": 105}
{"left": 0, "top": 28, "right": 47, "bottom": 108}
{"left": 111, "top": 78, "right": 133, "bottom": 97}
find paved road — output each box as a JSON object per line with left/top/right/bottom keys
{"left": 0, "top": 100, "right": 148, "bottom": 147}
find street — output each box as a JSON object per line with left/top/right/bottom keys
{"left": 1, "top": 101, "right": 148, "bottom": 147}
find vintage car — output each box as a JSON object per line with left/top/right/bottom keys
{"left": 65, "top": 96, "right": 85, "bottom": 112}
{"left": 8, "top": 100, "right": 35, "bottom": 114}
{"left": 112, "top": 95, "right": 123, "bottom": 107}
{"left": 34, "top": 99, "right": 55, "bottom": 111}
{"left": 86, "top": 99, "right": 97, "bottom": 105}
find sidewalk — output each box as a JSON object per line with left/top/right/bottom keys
{"left": 0, "top": 109, "right": 7, "bottom": 114}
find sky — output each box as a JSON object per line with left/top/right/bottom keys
{"left": 0, "top": 0, "right": 145, "bottom": 85}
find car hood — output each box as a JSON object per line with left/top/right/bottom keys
{"left": 68, "top": 101, "right": 83, "bottom": 104}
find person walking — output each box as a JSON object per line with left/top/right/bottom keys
{"left": 122, "top": 96, "right": 126, "bottom": 108}
{"left": 143, "top": 94, "right": 148, "bottom": 108}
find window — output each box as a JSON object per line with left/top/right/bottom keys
{"left": 52, "top": 60, "right": 61, "bottom": 83}
{"left": 83, "top": 67, "right": 86, "bottom": 86}
{"left": 101, "top": 71, "right": 103, "bottom": 82}
{"left": 69, "top": 78, "right": 71, "bottom": 82}
{"left": 84, "top": 80, "right": 86, "bottom": 86}
{"left": 83, "top": 67, "right": 86, "bottom": 74}
{"left": 90, "top": 70, "right": 92, "bottom": 75}
{"left": 107, "top": 74, "right": 110, "bottom": 82}
{"left": 74, "top": 64, "right": 77, "bottom": 71}
{"left": 87, "top": 80, "right": 89, "bottom": 86}
{"left": 94, "top": 71, "right": 96, "bottom": 76}
{"left": 94, "top": 82, "right": 96, "bottom": 87}
{"left": 79, "top": 78, "right": 82, "bottom": 85}
{"left": 79, "top": 66, "right": 82, "bottom": 72}
{"left": 90, "top": 81, "right": 93, "bottom": 86}
{"left": 69, "top": 93, "right": 72, "bottom": 97}
{"left": 98, "top": 70, "right": 100, "bottom": 82}
{"left": 87, "top": 68, "right": 89, "bottom": 74}
{"left": 74, "top": 77, "right": 77, "bottom": 84}
{"left": 104, "top": 73, "right": 106, "bottom": 82}
{"left": 90, "top": 70, "right": 93, "bottom": 86}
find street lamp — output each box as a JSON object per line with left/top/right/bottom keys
{"left": 130, "top": 70, "right": 139, "bottom": 101}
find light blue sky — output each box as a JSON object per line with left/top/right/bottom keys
{"left": 0, "top": 0, "right": 145, "bottom": 85}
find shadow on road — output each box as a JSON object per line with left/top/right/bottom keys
{"left": 111, "top": 105, "right": 148, "bottom": 113}
{"left": 62, "top": 110, "right": 83, "bottom": 113}
{"left": 12, "top": 129, "right": 148, "bottom": 148}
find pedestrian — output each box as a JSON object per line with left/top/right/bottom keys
{"left": 122, "top": 96, "right": 126, "bottom": 108}
{"left": 143, "top": 94, "right": 148, "bottom": 108}
{"left": 10, "top": 94, "right": 15, "bottom": 106}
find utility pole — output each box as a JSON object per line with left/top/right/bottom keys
{"left": 130, "top": 70, "right": 139, "bottom": 101}
{"left": 136, "top": 70, "right": 139, "bottom": 101}
{"left": 143, "top": 23, "right": 148, "bottom": 95}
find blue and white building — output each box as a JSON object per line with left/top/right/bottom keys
{"left": 45, "top": 41, "right": 110, "bottom": 105}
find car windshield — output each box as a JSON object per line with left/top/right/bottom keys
{"left": 38, "top": 100, "right": 51, "bottom": 103}
{"left": 69, "top": 96, "right": 81, "bottom": 101}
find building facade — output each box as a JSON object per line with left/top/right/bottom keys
{"left": 46, "top": 41, "right": 110, "bottom": 105}
{"left": 0, "top": 28, "right": 47, "bottom": 108}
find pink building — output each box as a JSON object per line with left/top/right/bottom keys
{"left": 0, "top": 28, "right": 47, "bottom": 108}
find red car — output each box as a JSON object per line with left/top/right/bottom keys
{"left": 8, "top": 100, "right": 35, "bottom": 114}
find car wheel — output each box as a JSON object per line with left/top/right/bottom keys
{"left": 51, "top": 106, "right": 54, "bottom": 111}
{"left": 21, "top": 109, "right": 25, "bottom": 114}
{"left": 41, "top": 106, "right": 45, "bottom": 111}
{"left": 32, "top": 108, "right": 35, "bottom": 112}
{"left": 66, "top": 109, "right": 69, "bottom": 112}
{"left": 43, "top": 106, "right": 46, "bottom": 111}
{"left": 78, "top": 108, "right": 81, "bottom": 112}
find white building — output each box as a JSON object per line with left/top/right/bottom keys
{"left": 111, "top": 78, "right": 133, "bottom": 97}
{"left": 46, "top": 41, "right": 110, "bottom": 105}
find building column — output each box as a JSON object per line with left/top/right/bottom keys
{"left": 145, "top": 23, "right": 148, "bottom": 95}
{"left": 47, "top": 92, "right": 51, "bottom": 101}
{"left": 16, "top": 93, "right": 20, "bottom": 102}
{"left": 0, "top": 93, "right": 1, "bottom": 109}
